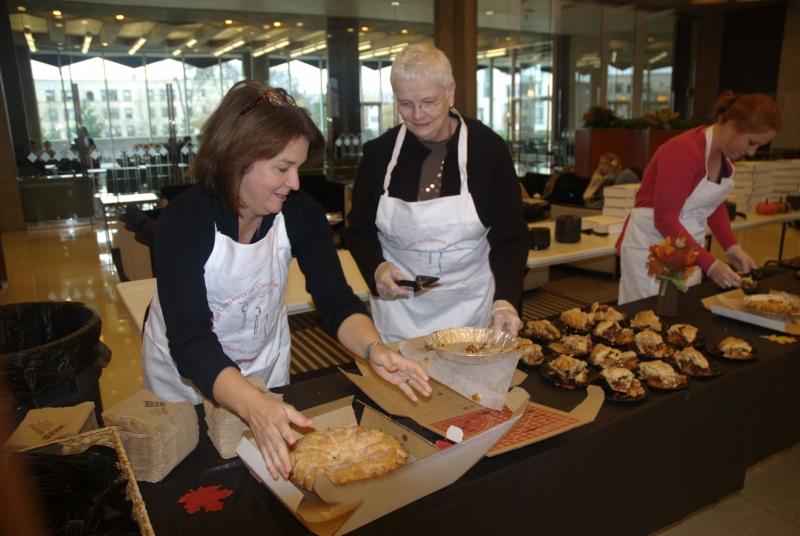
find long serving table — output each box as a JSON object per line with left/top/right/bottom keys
{"left": 528, "top": 210, "right": 800, "bottom": 269}
{"left": 137, "top": 268, "right": 800, "bottom": 535}
{"left": 116, "top": 250, "right": 370, "bottom": 333}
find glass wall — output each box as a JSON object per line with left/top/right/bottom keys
{"left": 605, "top": 6, "right": 635, "bottom": 119}
{"left": 643, "top": 10, "right": 675, "bottom": 113}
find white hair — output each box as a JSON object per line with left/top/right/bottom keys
{"left": 390, "top": 43, "right": 455, "bottom": 91}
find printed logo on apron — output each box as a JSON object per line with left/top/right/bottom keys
{"left": 371, "top": 111, "right": 495, "bottom": 342}
{"left": 619, "top": 127, "right": 735, "bottom": 304}
{"left": 142, "top": 214, "right": 292, "bottom": 404}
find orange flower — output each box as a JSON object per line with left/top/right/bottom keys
{"left": 647, "top": 235, "right": 699, "bottom": 279}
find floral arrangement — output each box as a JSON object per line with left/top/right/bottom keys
{"left": 582, "top": 105, "right": 706, "bottom": 131}
{"left": 582, "top": 106, "right": 620, "bottom": 129}
{"left": 647, "top": 236, "right": 699, "bottom": 293}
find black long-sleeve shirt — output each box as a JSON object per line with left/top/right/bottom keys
{"left": 346, "top": 116, "right": 528, "bottom": 307}
{"left": 152, "top": 186, "right": 367, "bottom": 399}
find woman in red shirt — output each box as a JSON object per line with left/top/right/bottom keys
{"left": 617, "top": 92, "right": 780, "bottom": 304}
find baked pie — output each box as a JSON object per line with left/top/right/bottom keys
{"left": 638, "top": 360, "right": 688, "bottom": 389}
{"left": 559, "top": 308, "right": 594, "bottom": 331}
{"left": 717, "top": 337, "right": 753, "bottom": 360}
{"left": 601, "top": 366, "right": 646, "bottom": 398}
{"left": 593, "top": 320, "right": 635, "bottom": 345}
{"left": 630, "top": 310, "right": 662, "bottom": 332}
{"left": 290, "top": 426, "right": 408, "bottom": 490}
{"left": 517, "top": 338, "right": 545, "bottom": 366}
{"left": 522, "top": 319, "right": 561, "bottom": 341}
{"left": 742, "top": 293, "right": 800, "bottom": 317}
{"left": 589, "top": 302, "right": 625, "bottom": 323}
{"left": 635, "top": 329, "right": 673, "bottom": 358}
{"left": 547, "top": 354, "right": 589, "bottom": 385}
{"left": 674, "top": 347, "right": 711, "bottom": 375}
{"left": 550, "top": 334, "right": 592, "bottom": 356}
{"left": 589, "top": 343, "right": 638, "bottom": 370}
{"left": 666, "top": 324, "right": 698, "bottom": 347}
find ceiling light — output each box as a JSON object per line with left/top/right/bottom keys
{"left": 172, "top": 47, "right": 182, "bottom": 56}
{"left": 102, "top": 42, "right": 109, "bottom": 47}
{"left": 400, "top": 29, "right": 408, "bottom": 34}
{"left": 23, "top": 27, "right": 36, "bottom": 52}
{"left": 81, "top": 20, "right": 88, "bottom": 24}
{"left": 252, "top": 37, "right": 290, "bottom": 57}
{"left": 55, "top": 22, "right": 63, "bottom": 27}
{"left": 81, "top": 34, "right": 92, "bottom": 53}
{"left": 477, "top": 47, "right": 506, "bottom": 59}
{"left": 361, "top": 26, "right": 369, "bottom": 31}
{"left": 52, "top": 9, "right": 62, "bottom": 17}
{"left": 359, "top": 42, "right": 407, "bottom": 60}
{"left": 213, "top": 38, "right": 245, "bottom": 57}
{"left": 296, "top": 21, "right": 304, "bottom": 27}
{"left": 273, "top": 21, "right": 282, "bottom": 27}
{"left": 262, "top": 24, "right": 271, "bottom": 29}
{"left": 225, "top": 19, "right": 233, "bottom": 25}
{"left": 485, "top": 10, "right": 495, "bottom": 15}
{"left": 526, "top": 89, "right": 535, "bottom": 98}
{"left": 185, "top": 38, "right": 197, "bottom": 47}
{"left": 358, "top": 41, "right": 371, "bottom": 51}
{"left": 391, "top": 1, "right": 400, "bottom": 5}
{"left": 648, "top": 51, "right": 668, "bottom": 64}
{"left": 346, "top": 27, "right": 354, "bottom": 33}
{"left": 289, "top": 40, "right": 327, "bottom": 58}
{"left": 129, "top": 37, "right": 146, "bottom": 55}
{"left": 17, "top": 6, "right": 26, "bottom": 12}
{"left": 115, "top": 14, "right": 124, "bottom": 21}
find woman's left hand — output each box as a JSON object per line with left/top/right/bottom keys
{"left": 367, "top": 344, "right": 432, "bottom": 402}
{"left": 490, "top": 300, "right": 523, "bottom": 336}
{"left": 726, "top": 245, "right": 757, "bottom": 273}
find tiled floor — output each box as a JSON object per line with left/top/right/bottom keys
{"left": 1, "top": 218, "right": 799, "bottom": 535}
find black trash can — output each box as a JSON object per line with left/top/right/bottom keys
{"left": 0, "top": 302, "right": 111, "bottom": 427}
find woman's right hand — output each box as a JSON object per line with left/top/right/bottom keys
{"left": 243, "top": 395, "right": 312, "bottom": 481}
{"left": 375, "top": 261, "right": 410, "bottom": 299}
{"left": 707, "top": 260, "right": 742, "bottom": 289}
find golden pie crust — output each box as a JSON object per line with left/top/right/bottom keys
{"left": 290, "top": 427, "right": 408, "bottom": 490}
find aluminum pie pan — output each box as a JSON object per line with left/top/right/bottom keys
{"left": 424, "top": 327, "right": 520, "bottom": 365}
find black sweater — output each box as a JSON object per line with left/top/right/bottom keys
{"left": 346, "top": 116, "right": 528, "bottom": 307}
{"left": 152, "top": 186, "right": 367, "bottom": 399}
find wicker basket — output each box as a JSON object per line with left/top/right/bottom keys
{"left": 23, "top": 426, "right": 155, "bottom": 536}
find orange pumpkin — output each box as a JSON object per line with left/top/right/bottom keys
{"left": 756, "top": 200, "right": 779, "bottom": 215}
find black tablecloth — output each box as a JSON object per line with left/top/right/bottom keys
{"left": 139, "top": 268, "right": 800, "bottom": 536}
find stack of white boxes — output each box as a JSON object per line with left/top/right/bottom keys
{"left": 729, "top": 161, "right": 775, "bottom": 211}
{"left": 771, "top": 159, "right": 800, "bottom": 199}
{"left": 602, "top": 183, "right": 640, "bottom": 218}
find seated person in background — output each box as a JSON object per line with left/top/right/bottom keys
{"left": 584, "top": 153, "right": 621, "bottom": 208}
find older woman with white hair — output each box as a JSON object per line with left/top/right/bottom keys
{"left": 347, "top": 44, "right": 528, "bottom": 343}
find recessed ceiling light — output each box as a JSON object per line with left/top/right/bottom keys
{"left": 361, "top": 26, "right": 369, "bottom": 31}
{"left": 81, "top": 20, "right": 88, "bottom": 24}
{"left": 55, "top": 22, "right": 63, "bottom": 27}
{"left": 52, "top": 9, "right": 62, "bottom": 17}
{"left": 262, "top": 24, "right": 271, "bottom": 30}
{"left": 296, "top": 21, "right": 304, "bottom": 27}
{"left": 273, "top": 21, "right": 282, "bottom": 27}
{"left": 400, "top": 28, "right": 408, "bottom": 34}
{"left": 485, "top": 10, "right": 495, "bottom": 15}
{"left": 102, "top": 42, "right": 109, "bottom": 47}
{"left": 115, "top": 14, "right": 124, "bottom": 21}
{"left": 225, "top": 19, "right": 233, "bottom": 25}
{"left": 17, "top": 6, "right": 26, "bottom": 12}
{"left": 346, "top": 27, "right": 354, "bottom": 32}
{"left": 391, "top": 1, "right": 400, "bottom": 5}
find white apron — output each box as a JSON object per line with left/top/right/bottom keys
{"left": 618, "top": 127, "right": 734, "bottom": 304}
{"left": 371, "top": 111, "right": 495, "bottom": 342}
{"left": 142, "top": 214, "right": 292, "bottom": 404}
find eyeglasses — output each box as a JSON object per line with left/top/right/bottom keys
{"left": 396, "top": 94, "right": 448, "bottom": 114}
{"left": 237, "top": 88, "right": 296, "bottom": 118}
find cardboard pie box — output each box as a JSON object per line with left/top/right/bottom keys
{"left": 344, "top": 344, "right": 603, "bottom": 456}
{"left": 236, "top": 394, "right": 525, "bottom": 536}
{"left": 702, "top": 289, "right": 800, "bottom": 335}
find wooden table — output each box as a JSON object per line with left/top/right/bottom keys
{"left": 116, "top": 250, "right": 369, "bottom": 332}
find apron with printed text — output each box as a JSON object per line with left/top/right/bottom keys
{"left": 371, "top": 111, "right": 495, "bottom": 342}
{"left": 618, "top": 127, "right": 735, "bottom": 304}
{"left": 142, "top": 214, "right": 292, "bottom": 403}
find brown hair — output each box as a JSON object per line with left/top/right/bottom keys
{"left": 713, "top": 90, "right": 781, "bottom": 133}
{"left": 190, "top": 80, "right": 324, "bottom": 214}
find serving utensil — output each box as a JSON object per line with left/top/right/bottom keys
{"left": 396, "top": 275, "right": 440, "bottom": 292}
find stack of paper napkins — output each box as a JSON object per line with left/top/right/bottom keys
{"left": 102, "top": 390, "right": 198, "bottom": 483}
{"left": 6, "top": 402, "right": 98, "bottom": 450}
{"left": 203, "top": 376, "right": 271, "bottom": 459}
{"left": 602, "top": 183, "right": 639, "bottom": 218}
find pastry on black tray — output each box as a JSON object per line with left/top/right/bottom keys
{"left": 599, "top": 366, "right": 648, "bottom": 401}
{"left": 672, "top": 346, "right": 722, "bottom": 378}
{"left": 589, "top": 343, "right": 638, "bottom": 370}
{"left": 559, "top": 308, "right": 594, "bottom": 332}
{"left": 635, "top": 329, "right": 674, "bottom": 359}
{"left": 541, "top": 354, "right": 590, "bottom": 388}
{"left": 549, "top": 334, "right": 592, "bottom": 357}
{"left": 522, "top": 319, "right": 561, "bottom": 342}
{"left": 637, "top": 360, "right": 689, "bottom": 390}
{"left": 593, "top": 320, "right": 635, "bottom": 346}
{"left": 630, "top": 309, "right": 662, "bottom": 332}
{"left": 589, "top": 302, "right": 625, "bottom": 323}
{"left": 665, "top": 323, "right": 699, "bottom": 347}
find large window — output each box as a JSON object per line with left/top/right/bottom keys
{"left": 605, "top": 6, "right": 636, "bottom": 119}
{"left": 643, "top": 10, "right": 675, "bottom": 113}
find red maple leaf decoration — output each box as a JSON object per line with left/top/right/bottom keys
{"left": 178, "top": 485, "right": 234, "bottom": 514}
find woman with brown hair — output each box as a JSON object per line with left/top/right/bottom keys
{"left": 141, "top": 81, "right": 430, "bottom": 480}
{"left": 617, "top": 91, "right": 780, "bottom": 304}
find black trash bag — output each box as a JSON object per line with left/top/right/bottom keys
{"left": 0, "top": 302, "right": 108, "bottom": 402}
{"left": 19, "top": 444, "right": 140, "bottom": 535}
